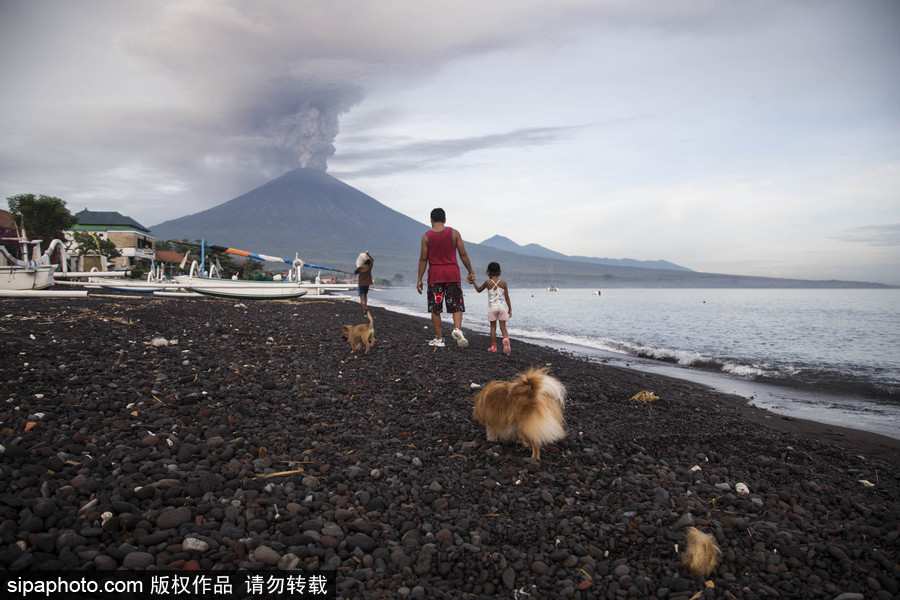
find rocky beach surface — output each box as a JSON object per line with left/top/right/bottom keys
{"left": 1, "top": 295, "right": 898, "bottom": 599}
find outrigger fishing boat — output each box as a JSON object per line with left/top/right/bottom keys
{"left": 168, "top": 240, "right": 355, "bottom": 299}
{"left": 52, "top": 238, "right": 355, "bottom": 300}
{"left": 0, "top": 231, "right": 59, "bottom": 291}
{"left": 180, "top": 279, "right": 309, "bottom": 300}
{"left": 67, "top": 263, "right": 309, "bottom": 299}
{"left": 1, "top": 231, "right": 130, "bottom": 296}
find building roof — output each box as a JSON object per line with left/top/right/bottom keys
{"left": 155, "top": 250, "right": 187, "bottom": 264}
{"left": 0, "top": 209, "right": 15, "bottom": 231}
{"left": 73, "top": 210, "right": 150, "bottom": 233}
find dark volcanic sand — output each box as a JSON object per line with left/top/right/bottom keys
{"left": 1, "top": 295, "right": 898, "bottom": 599}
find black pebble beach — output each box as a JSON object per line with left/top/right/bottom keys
{"left": 1, "top": 295, "right": 898, "bottom": 599}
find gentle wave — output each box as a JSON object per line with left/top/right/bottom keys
{"left": 372, "top": 287, "right": 900, "bottom": 403}
{"left": 485, "top": 323, "right": 900, "bottom": 404}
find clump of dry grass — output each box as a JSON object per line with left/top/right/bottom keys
{"left": 682, "top": 527, "right": 721, "bottom": 576}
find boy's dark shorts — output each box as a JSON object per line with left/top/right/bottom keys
{"left": 427, "top": 282, "right": 465, "bottom": 314}
{"left": 358, "top": 285, "right": 369, "bottom": 296}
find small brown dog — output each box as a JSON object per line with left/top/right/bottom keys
{"left": 472, "top": 367, "right": 566, "bottom": 460}
{"left": 342, "top": 312, "right": 374, "bottom": 353}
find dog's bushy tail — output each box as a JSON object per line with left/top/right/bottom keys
{"left": 367, "top": 312, "right": 373, "bottom": 331}
{"left": 513, "top": 367, "right": 567, "bottom": 449}
{"left": 516, "top": 367, "right": 566, "bottom": 408}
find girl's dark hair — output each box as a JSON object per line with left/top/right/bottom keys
{"left": 486, "top": 262, "right": 501, "bottom": 276}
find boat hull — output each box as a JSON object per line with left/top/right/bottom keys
{"left": 76, "top": 278, "right": 183, "bottom": 293}
{"left": 0, "top": 265, "right": 56, "bottom": 290}
{"left": 172, "top": 276, "right": 310, "bottom": 300}
{"left": 188, "top": 285, "right": 309, "bottom": 300}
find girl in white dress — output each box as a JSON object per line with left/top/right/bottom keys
{"left": 472, "top": 262, "right": 513, "bottom": 354}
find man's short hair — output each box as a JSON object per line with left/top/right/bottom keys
{"left": 430, "top": 208, "right": 446, "bottom": 223}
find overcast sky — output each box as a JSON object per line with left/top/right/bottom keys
{"left": 1, "top": 1, "right": 898, "bottom": 284}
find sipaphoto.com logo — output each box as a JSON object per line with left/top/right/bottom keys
{"left": 5, "top": 574, "right": 142, "bottom": 597}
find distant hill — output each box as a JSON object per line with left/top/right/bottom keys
{"left": 149, "top": 168, "right": 890, "bottom": 289}
{"left": 480, "top": 235, "right": 693, "bottom": 272}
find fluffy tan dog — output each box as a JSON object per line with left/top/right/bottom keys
{"left": 472, "top": 367, "right": 566, "bottom": 460}
{"left": 682, "top": 527, "right": 721, "bottom": 576}
{"left": 342, "top": 312, "right": 374, "bottom": 353}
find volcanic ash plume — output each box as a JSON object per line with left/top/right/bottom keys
{"left": 273, "top": 104, "right": 342, "bottom": 172}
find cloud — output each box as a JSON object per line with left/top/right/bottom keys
{"left": 1, "top": 0, "right": 898, "bottom": 286}
{"left": 1, "top": 0, "right": 809, "bottom": 183}
{"left": 330, "top": 125, "right": 583, "bottom": 177}
{"left": 836, "top": 224, "right": 900, "bottom": 247}
{"left": 117, "top": 3, "right": 370, "bottom": 172}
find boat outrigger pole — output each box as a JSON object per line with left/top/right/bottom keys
{"left": 168, "top": 240, "right": 352, "bottom": 274}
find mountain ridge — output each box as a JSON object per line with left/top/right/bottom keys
{"left": 148, "top": 167, "right": 892, "bottom": 288}
{"left": 479, "top": 235, "right": 693, "bottom": 272}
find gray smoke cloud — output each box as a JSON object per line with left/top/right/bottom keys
{"left": 117, "top": 3, "right": 371, "bottom": 174}
{"left": 284, "top": 106, "right": 337, "bottom": 171}
{"left": 268, "top": 102, "right": 353, "bottom": 171}
{"left": 2, "top": 0, "right": 807, "bottom": 186}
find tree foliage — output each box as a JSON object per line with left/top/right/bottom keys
{"left": 71, "top": 231, "right": 122, "bottom": 260}
{"left": 7, "top": 194, "right": 78, "bottom": 241}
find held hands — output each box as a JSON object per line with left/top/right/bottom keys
{"left": 418, "top": 274, "right": 474, "bottom": 293}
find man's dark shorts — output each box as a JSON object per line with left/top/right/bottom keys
{"left": 427, "top": 282, "right": 465, "bottom": 314}
{"left": 358, "top": 285, "right": 370, "bottom": 297}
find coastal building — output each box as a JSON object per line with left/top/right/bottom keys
{"left": 0, "top": 209, "right": 22, "bottom": 263}
{"left": 154, "top": 250, "right": 187, "bottom": 266}
{"left": 0, "top": 209, "right": 14, "bottom": 233}
{"left": 69, "top": 210, "right": 155, "bottom": 269}
{"left": 0, "top": 209, "right": 16, "bottom": 245}
{"left": 153, "top": 249, "right": 189, "bottom": 276}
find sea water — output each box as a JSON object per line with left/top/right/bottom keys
{"left": 369, "top": 287, "right": 900, "bottom": 440}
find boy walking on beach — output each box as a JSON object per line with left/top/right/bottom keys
{"left": 472, "top": 262, "right": 512, "bottom": 354}
{"left": 417, "top": 208, "right": 476, "bottom": 347}
{"left": 354, "top": 251, "right": 373, "bottom": 315}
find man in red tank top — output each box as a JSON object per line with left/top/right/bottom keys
{"left": 416, "top": 208, "right": 476, "bottom": 347}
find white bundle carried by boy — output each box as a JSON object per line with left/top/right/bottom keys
{"left": 356, "top": 252, "right": 370, "bottom": 268}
